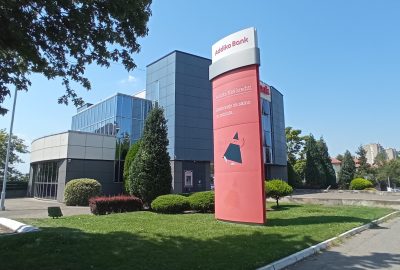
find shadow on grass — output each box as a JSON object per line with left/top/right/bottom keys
{"left": 268, "top": 215, "right": 371, "bottom": 227}
{"left": 269, "top": 204, "right": 304, "bottom": 211}
{"left": 0, "top": 226, "right": 317, "bottom": 270}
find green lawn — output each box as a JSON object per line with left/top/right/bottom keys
{"left": 0, "top": 203, "right": 393, "bottom": 270}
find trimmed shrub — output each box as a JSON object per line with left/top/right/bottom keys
{"left": 364, "top": 187, "right": 378, "bottom": 191}
{"left": 265, "top": 179, "right": 293, "bottom": 207}
{"left": 64, "top": 178, "right": 102, "bottom": 206}
{"left": 48, "top": 207, "right": 63, "bottom": 218}
{"left": 188, "top": 191, "right": 215, "bottom": 213}
{"left": 89, "top": 195, "right": 143, "bottom": 215}
{"left": 349, "top": 178, "right": 374, "bottom": 190}
{"left": 151, "top": 194, "right": 189, "bottom": 214}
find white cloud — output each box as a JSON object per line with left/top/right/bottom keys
{"left": 119, "top": 74, "right": 137, "bottom": 84}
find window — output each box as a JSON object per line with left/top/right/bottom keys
{"left": 184, "top": 170, "right": 193, "bottom": 187}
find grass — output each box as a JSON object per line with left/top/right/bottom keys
{"left": 0, "top": 203, "right": 393, "bottom": 270}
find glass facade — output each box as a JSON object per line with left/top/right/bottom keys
{"left": 32, "top": 161, "right": 59, "bottom": 200}
{"left": 71, "top": 93, "right": 152, "bottom": 182}
{"left": 71, "top": 94, "right": 152, "bottom": 143}
{"left": 261, "top": 98, "right": 274, "bottom": 164}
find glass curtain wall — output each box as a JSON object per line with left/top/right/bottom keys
{"left": 71, "top": 94, "right": 152, "bottom": 182}
{"left": 261, "top": 98, "right": 274, "bottom": 164}
{"left": 32, "top": 161, "right": 59, "bottom": 200}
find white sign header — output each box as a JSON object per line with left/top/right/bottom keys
{"left": 211, "top": 27, "right": 258, "bottom": 63}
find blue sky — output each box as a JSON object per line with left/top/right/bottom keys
{"left": 1, "top": 0, "right": 399, "bottom": 173}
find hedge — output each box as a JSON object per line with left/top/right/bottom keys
{"left": 64, "top": 178, "right": 102, "bottom": 206}
{"left": 89, "top": 195, "right": 143, "bottom": 215}
{"left": 151, "top": 194, "right": 190, "bottom": 214}
{"left": 188, "top": 191, "right": 215, "bottom": 213}
{"left": 349, "top": 178, "right": 374, "bottom": 190}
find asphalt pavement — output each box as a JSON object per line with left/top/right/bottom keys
{"left": 287, "top": 217, "right": 400, "bottom": 270}
{"left": 0, "top": 198, "right": 90, "bottom": 219}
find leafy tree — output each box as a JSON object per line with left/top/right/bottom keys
{"left": 128, "top": 107, "right": 171, "bottom": 205}
{"left": 123, "top": 140, "right": 141, "bottom": 193}
{"left": 0, "top": 0, "right": 152, "bottom": 115}
{"left": 265, "top": 179, "right": 293, "bottom": 207}
{"left": 287, "top": 161, "right": 302, "bottom": 188}
{"left": 376, "top": 159, "right": 400, "bottom": 188}
{"left": 338, "top": 150, "right": 356, "bottom": 189}
{"left": 285, "top": 127, "right": 306, "bottom": 164}
{"left": 0, "top": 129, "right": 29, "bottom": 181}
{"left": 304, "top": 135, "right": 326, "bottom": 188}
{"left": 317, "top": 138, "right": 336, "bottom": 187}
{"left": 293, "top": 159, "right": 306, "bottom": 181}
{"left": 374, "top": 151, "right": 388, "bottom": 167}
{"left": 355, "top": 145, "right": 370, "bottom": 178}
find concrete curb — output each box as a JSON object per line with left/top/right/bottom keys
{"left": 256, "top": 211, "right": 400, "bottom": 270}
{"left": 0, "top": 217, "right": 40, "bottom": 233}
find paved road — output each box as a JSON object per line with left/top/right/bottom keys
{"left": 287, "top": 217, "right": 400, "bottom": 270}
{"left": 0, "top": 198, "right": 90, "bottom": 219}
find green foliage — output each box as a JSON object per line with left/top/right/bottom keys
{"left": 188, "top": 191, "right": 215, "bottom": 213}
{"left": 151, "top": 194, "right": 190, "bottom": 214}
{"left": 48, "top": 207, "right": 63, "bottom": 218}
{"left": 317, "top": 138, "right": 337, "bottom": 187}
{"left": 265, "top": 179, "right": 293, "bottom": 207}
{"left": 355, "top": 145, "right": 370, "bottom": 178}
{"left": 64, "top": 178, "right": 102, "bottom": 206}
{"left": 285, "top": 127, "right": 306, "bottom": 164}
{"left": 338, "top": 150, "right": 356, "bottom": 189}
{"left": 304, "top": 135, "right": 327, "bottom": 188}
{"left": 124, "top": 140, "right": 141, "bottom": 193}
{"left": 287, "top": 161, "right": 302, "bottom": 188}
{"left": 128, "top": 107, "right": 172, "bottom": 205}
{"left": 293, "top": 159, "right": 306, "bottom": 180}
{"left": 0, "top": 1, "right": 152, "bottom": 115}
{"left": 376, "top": 159, "right": 400, "bottom": 186}
{"left": 349, "top": 178, "right": 374, "bottom": 190}
{"left": 0, "top": 129, "right": 29, "bottom": 181}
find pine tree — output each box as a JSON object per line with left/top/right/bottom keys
{"left": 355, "top": 145, "right": 369, "bottom": 178}
{"left": 317, "top": 138, "right": 336, "bottom": 188}
{"left": 128, "top": 107, "right": 172, "bottom": 205}
{"left": 123, "top": 140, "right": 141, "bottom": 193}
{"left": 338, "top": 150, "right": 356, "bottom": 189}
{"left": 304, "top": 135, "right": 327, "bottom": 188}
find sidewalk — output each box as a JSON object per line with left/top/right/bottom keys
{"left": 287, "top": 217, "right": 400, "bottom": 270}
{"left": 284, "top": 190, "right": 400, "bottom": 209}
{"left": 0, "top": 198, "right": 90, "bottom": 219}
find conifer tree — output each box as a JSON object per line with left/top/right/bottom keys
{"left": 338, "top": 150, "right": 356, "bottom": 189}
{"left": 355, "top": 145, "right": 369, "bottom": 178}
{"left": 317, "top": 138, "right": 336, "bottom": 187}
{"left": 128, "top": 107, "right": 172, "bottom": 205}
{"left": 304, "top": 135, "right": 327, "bottom": 188}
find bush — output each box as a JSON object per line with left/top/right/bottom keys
{"left": 123, "top": 140, "right": 141, "bottom": 193}
{"left": 48, "top": 207, "right": 63, "bottom": 218}
{"left": 89, "top": 195, "right": 143, "bottom": 215}
{"left": 151, "top": 194, "right": 189, "bottom": 214}
{"left": 188, "top": 191, "right": 215, "bottom": 213}
{"left": 349, "top": 178, "right": 374, "bottom": 190}
{"left": 265, "top": 179, "right": 293, "bottom": 207}
{"left": 64, "top": 178, "right": 102, "bottom": 206}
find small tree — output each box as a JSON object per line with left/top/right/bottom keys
{"left": 128, "top": 107, "right": 172, "bottom": 205}
{"left": 355, "top": 145, "right": 370, "bottom": 178}
{"left": 0, "top": 129, "right": 29, "bottom": 181}
{"left": 265, "top": 179, "right": 293, "bottom": 207}
{"left": 338, "top": 150, "right": 356, "bottom": 189}
{"left": 123, "top": 140, "right": 141, "bottom": 193}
